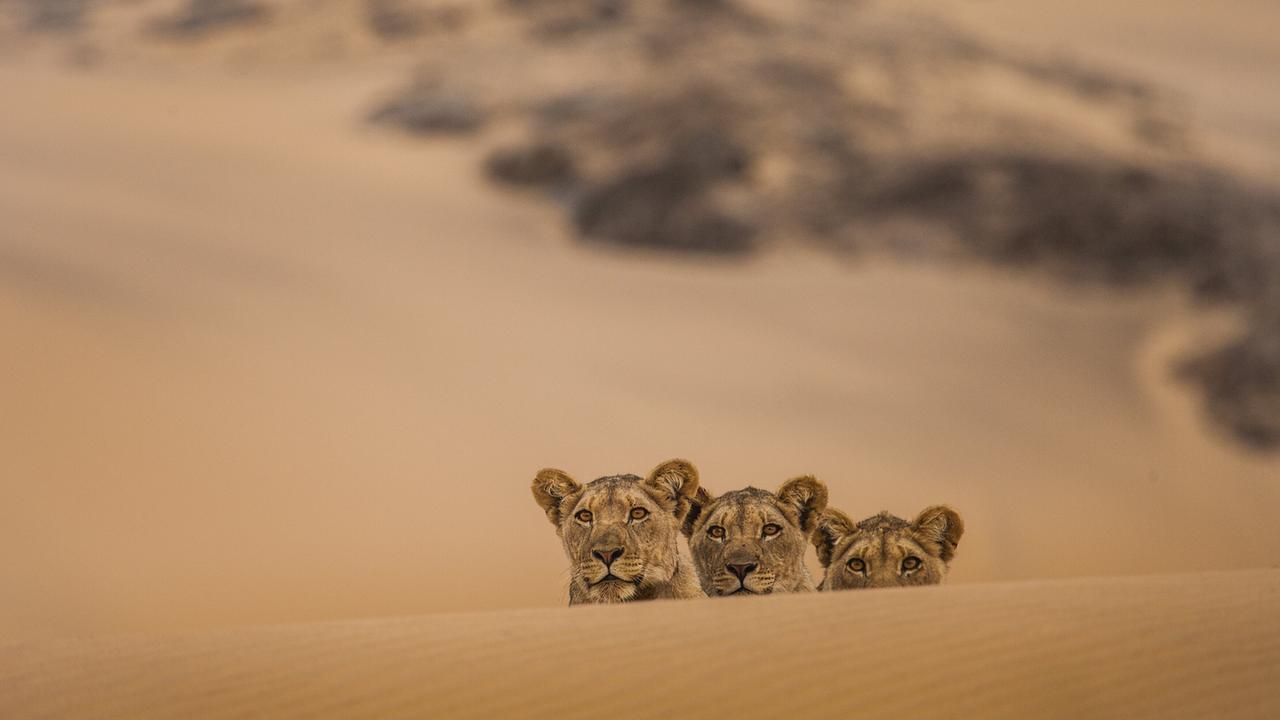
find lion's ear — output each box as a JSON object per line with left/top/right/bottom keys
{"left": 531, "top": 468, "right": 581, "bottom": 526}
{"left": 812, "top": 508, "right": 855, "bottom": 568}
{"left": 912, "top": 505, "right": 963, "bottom": 562}
{"left": 776, "top": 475, "right": 828, "bottom": 534}
{"left": 643, "top": 459, "right": 700, "bottom": 519}
{"left": 682, "top": 486, "right": 715, "bottom": 538}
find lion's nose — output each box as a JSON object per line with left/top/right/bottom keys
{"left": 592, "top": 547, "right": 624, "bottom": 566}
{"left": 726, "top": 563, "right": 757, "bottom": 580}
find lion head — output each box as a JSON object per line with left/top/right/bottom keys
{"left": 682, "top": 476, "right": 828, "bottom": 596}
{"left": 531, "top": 459, "right": 704, "bottom": 604}
{"left": 812, "top": 505, "right": 964, "bottom": 590}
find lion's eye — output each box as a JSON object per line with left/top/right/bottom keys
{"left": 707, "top": 526, "right": 726, "bottom": 540}
{"left": 847, "top": 558, "right": 866, "bottom": 573}
{"left": 629, "top": 507, "right": 649, "bottom": 521}
{"left": 761, "top": 523, "right": 781, "bottom": 537}
{"left": 901, "top": 556, "right": 922, "bottom": 572}
{"left": 575, "top": 509, "right": 593, "bottom": 524}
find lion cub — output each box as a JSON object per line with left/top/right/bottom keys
{"left": 812, "top": 506, "right": 963, "bottom": 590}
{"left": 531, "top": 459, "right": 704, "bottom": 605}
{"left": 683, "top": 476, "right": 828, "bottom": 596}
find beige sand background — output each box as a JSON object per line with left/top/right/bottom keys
{"left": 1, "top": 0, "right": 1278, "bottom": 658}
{"left": 934, "top": 0, "right": 1280, "bottom": 181}
{"left": 3, "top": 571, "right": 1278, "bottom": 719}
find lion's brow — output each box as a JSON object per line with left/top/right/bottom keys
{"left": 588, "top": 476, "right": 641, "bottom": 508}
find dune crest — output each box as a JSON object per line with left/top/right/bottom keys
{"left": 3, "top": 570, "right": 1278, "bottom": 719}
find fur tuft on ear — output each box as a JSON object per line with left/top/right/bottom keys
{"left": 912, "top": 505, "right": 964, "bottom": 562}
{"left": 812, "top": 508, "right": 856, "bottom": 568}
{"left": 531, "top": 468, "right": 582, "bottom": 526}
{"left": 643, "top": 458, "right": 700, "bottom": 520}
{"left": 682, "top": 486, "right": 715, "bottom": 538}
{"left": 776, "top": 475, "right": 829, "bottom": 534}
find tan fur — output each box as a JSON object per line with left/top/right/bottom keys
{"left": 531, "top": 459, "right": 705, "bottom": 605}
{"left": 683, "top": 476, "right": 828, "bottom": 596}
{"left": 813, "top": 505, "right": 964, "bottom": 590}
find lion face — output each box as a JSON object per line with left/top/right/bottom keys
{"left": 813, "top": 506, "right": 963, "bottom": 590}
{"left": 683, "top": 476, "right": 827, "bottom": 596}
{"left": 531, "top": 460, "right": 699, "bottom": 604}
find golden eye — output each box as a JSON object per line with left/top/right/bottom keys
{"left": 630, "top": 507, "right": 649, "bottom": 521}
{"left": 708, "top": 526, "right": 726, "bottom": 540}
{"left": 902, "top": 556, "right": 921, "bottom": 572}
{"left": 847, "top": 558, "right": 866, "bottom": 573}
{"left": 575, "top": 509, "right": 593, "bottom": 524}
{"left": 762, "top": 523, "right": 781, "bottom": 537}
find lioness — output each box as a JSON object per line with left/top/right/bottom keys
{"left": 531, "top": 459, "right": 704, "bottom": 605}
{"left": 812, "top": 505, "right": 963, "bottom": 590}
{"left": 683, "top": 476, "right": 828, "bottom": 596}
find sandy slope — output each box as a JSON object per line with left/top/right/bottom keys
{"left": 2, "top": 3, "right": 1280, "bottom": 642}
{"left": 3, "top": 570, "right": 1278, "bottom": 719}
{"left": 3, "top": 58, "right": 1279, "bottom": 641}
{"left": 931, "top": 0, "right": 1280, "bottom": 181}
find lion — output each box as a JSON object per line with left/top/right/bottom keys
{"left": 812, "top": 505, "right": 964, "bottom": 590}
{"left": 531, "top": 459, "right": 705, "bottom": 605}
{"left": 682, "top": 476, "right": 828, "bottom": 596}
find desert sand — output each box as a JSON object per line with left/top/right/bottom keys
{"left": 3, "top": 570, "right": 1278, "bottom": 718}
{"left": 1, "top": 2, "right": 1278, "bottom": 712}
{"left": 933, "top": 0, "right": 1280, "bottom": 182}
{"left": 2, "top": 50, "right": 1278, "bottom": 639}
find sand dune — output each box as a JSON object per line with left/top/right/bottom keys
{"left": 3, "top": 33, "right": 1280, "bottom": 642}
{"left": 932, "top": 0, "right": 1280, "bottom": 181}
{"left": 3, "top": 570, "right": 1278, "bottom": 719}
{"left": 3, "top": 4, "right": 1278, "bottom": 717}
{"left": 3, "top": 0, "right": 1280, "bottom": 649}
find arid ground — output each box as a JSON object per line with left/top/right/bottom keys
{"left": 1, "top": 0, "right": 1277, "bottom": 661}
